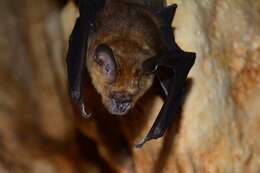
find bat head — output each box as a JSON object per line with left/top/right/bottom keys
{"left": 84, "top": 1, "right": 165, "bottom": 115}
{"left": 87, "top": 41, "right": 156, "bottom": 115}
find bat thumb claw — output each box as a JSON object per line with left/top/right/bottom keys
{"left": 135, "top": 136, "right": 149, "bottom": 148}
{"left": 80, "top": 102, "right": 92, "bottom": 118}
{"left": 135, "top": 127, "right": 164, "bottom": 148}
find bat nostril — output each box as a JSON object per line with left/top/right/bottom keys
{"left": 111, "top": 91, "right": 123, "bottom": 99}
{"left": 111, "top": 91, "right": 132, "bottom": 102}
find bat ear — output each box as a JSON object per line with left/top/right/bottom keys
{"left": 95, "top": 44, "right": 117, "bottom": 81}
{"left": 141, "top": 4, "right": 178, "bottom": 75}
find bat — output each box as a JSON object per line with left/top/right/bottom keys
{"left": 66, "top": 0, "right": 195, "bottom": 148}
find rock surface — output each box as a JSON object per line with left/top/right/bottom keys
{"left": 0, "top": 0, "right": 104, "bottom": 172}
{"left": 0, "top": 0, "right": 259, "bottom": 172}
{"left": 132, "top": 0, "right": 260, "bottom": 172}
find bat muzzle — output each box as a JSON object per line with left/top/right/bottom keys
{"left": 109, "top": 92, "right": 132, "bottom": 115}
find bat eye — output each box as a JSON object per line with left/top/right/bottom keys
{"left": 141, "top": 57, "right": 158, "bottom": 75}
{"left": 95, "top": 44, "right": 116, "bottom": 81}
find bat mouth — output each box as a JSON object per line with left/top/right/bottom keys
{"left": 109, "top": 98, "right": 132, "bottom": 115}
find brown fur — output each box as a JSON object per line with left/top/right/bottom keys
{"left": 87, "top": 0, "right": 163, "bottom": 113}
{"left": 78, "top": 1, "right": 166, "bottom": 172}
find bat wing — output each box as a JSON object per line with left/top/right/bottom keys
{"left": 66, "top": 0, "right": 105, "bottom": 118}
{"left": 137, "top": 4, "right": 196, "bottom": 147}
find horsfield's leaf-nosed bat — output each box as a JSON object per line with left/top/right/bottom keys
{"left": 66, "top": 0, "right": 196, "bottom": 147}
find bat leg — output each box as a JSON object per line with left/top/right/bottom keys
{"left": 136, "top": 51, "right": 195, "bottom": 148}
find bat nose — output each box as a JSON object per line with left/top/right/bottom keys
{"left": 111, "top": 91, "right": 132, "bottom": 103}
{"left": 110, "top": 91, "right": 132, "bottom": 114}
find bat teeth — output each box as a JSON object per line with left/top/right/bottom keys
{"left": 111, "top": 98, "right": 131, "bottom": 115}
{"left": 119, "top": 102, "right": 130, "bottom": 112}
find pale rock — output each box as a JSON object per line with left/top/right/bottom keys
{"left": 0, "top": 0, "right": 259, "bottom": 173}
{"left": 133, "top": 0, "right": 260, "bottom": 173}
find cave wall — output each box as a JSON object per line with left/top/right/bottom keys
{"left": 0, "top": 0, "right": 77, "bottom": 172}
{"left": 132, "top": 0, "right": 260, "bottom": 172}
{"left": 0, "top": 0, "right": 259, "bottom": 172}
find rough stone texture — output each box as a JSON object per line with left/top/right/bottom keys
{"left": 0, "top": 0, "right": 259, "bottom": 172}
{"left": 131, "top": 0, "right": 260, "bottom": 173}
{"left": 0, "top": 0, "right": 105, "bottom": 172}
